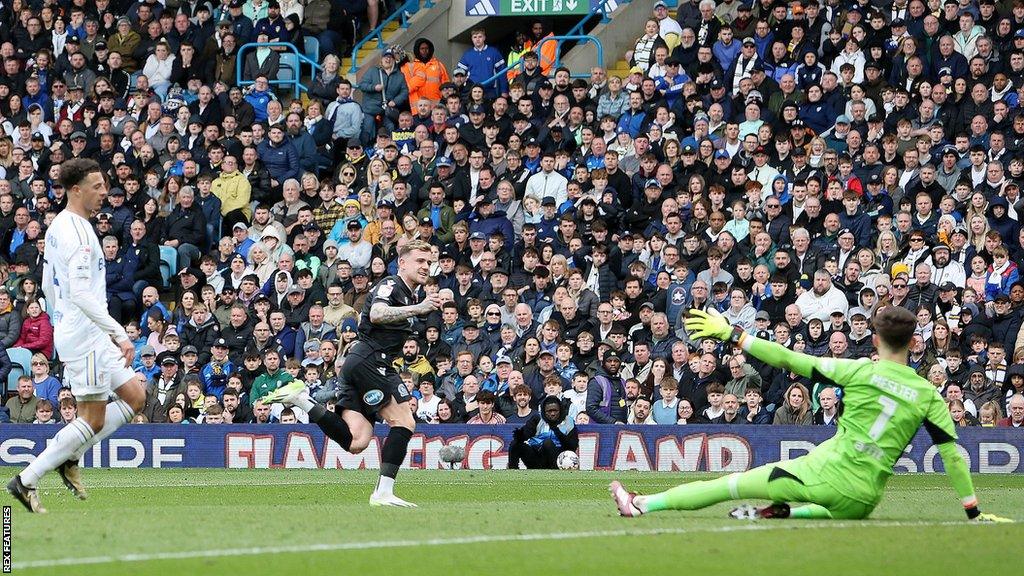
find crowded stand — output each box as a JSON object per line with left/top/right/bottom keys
{"left": 0, "top": 0, "right": 1023, "bottom": 433}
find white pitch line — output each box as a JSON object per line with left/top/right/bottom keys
{"left": 55, "top": 478, "right": 591, "bottom": 489}
{"left": 13, "top": 520, "right": 987, "bottom": 570}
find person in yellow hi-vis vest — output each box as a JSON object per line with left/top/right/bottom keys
{"left": 507, "top": 30, "right": 531, "bottom": 83}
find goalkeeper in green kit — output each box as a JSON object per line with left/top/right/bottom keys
{"left": 610, "top": 306, "right": 1013, "bottom": 522}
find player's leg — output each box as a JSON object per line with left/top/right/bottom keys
{"left": 7, "top": 399, "right": 101, "bottom": 513}
{"left": 262, "top": 380, "right": 366, "bottom": 452}
{"left": 8, "top": 352, "right": 107, "bottom": 512}
{"left": 59, "top": 368, "right": 147, "bottom": 500}
{"left": 371, "top": 396, "right": 416, "bottom": 507}
{"left": 625, "top": 465, "right": 777, "bottom": 514}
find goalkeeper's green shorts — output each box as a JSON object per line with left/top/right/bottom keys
{"left": 752, "top": 456, "right": 878, "bottom": 520}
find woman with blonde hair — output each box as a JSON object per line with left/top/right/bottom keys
{"left": 773, "top": 382, "right": 812, "bottom": 425}
{"left": 308, "top": 54, "right": 341, "bottom": 102}
{"left": 874, "top": 230, "right": 900, "bottom": 272}
{"left": 965, "top": 192, "right": 990, "bottom": 229}
{"left": 248, "top": 243, "right": 277, "bottom": 286}
{"left": 806, "top": 136, "right": 828, "bottom": 167}
{"left": 967, "top": 213, "right": 991, "bottom": 252}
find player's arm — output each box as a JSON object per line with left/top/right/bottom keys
{"left": 67, "top": 245, "right": 130, "bottom": 344}
{"left": 367, "top": 280, "right": 440, "bottom": 325}
{"left": 369, "top": 301, "right": 432, "bottom": 324}
{"left": 921, "top": 392, "right": 1001, "bottom": 521}
{"left": 684, "top": 309, "right": 860, "bottom": 384}
{"left": 925, "top": 393, "right": 1013, "bottom": 521}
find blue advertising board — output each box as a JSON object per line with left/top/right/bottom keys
{"left": 1, "top": 424, "right": 1021, "bottom": 472}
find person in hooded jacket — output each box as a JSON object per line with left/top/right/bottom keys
{"left": 988, "top": 196, "right": 1020, "bottom": 244}
{"left": 586, "top": 350, "right": 628, "bottom": 423}
{"left": 402, "top": 38, "right": 449, "bottom": 109}
{"left": 507, "top": 395, "right": 578, "bottom": 469}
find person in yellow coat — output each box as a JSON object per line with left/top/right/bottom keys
{"left": 212, "top": 155, "right": 253, "bottom": 232}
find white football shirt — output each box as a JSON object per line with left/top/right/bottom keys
{"left": 43, "top": 210, "right": 121, "bottom": 360}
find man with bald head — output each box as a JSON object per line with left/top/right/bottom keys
{"left": 139, "top": 286, "right": 170, "bottom": 336}
{"left": 795, "top": 270, "right": 849, "bottom": 323}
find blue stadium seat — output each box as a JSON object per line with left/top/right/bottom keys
{"left": 7, "top": 347, "right": 32, "bottom": 394}
{"left": 278, "top": 53, "right": 298, "bottom": 83}
{"left": 304, "top": 37, "right": 320, "bottom": 64}
{"left": 159, "top": 246, "right": 177, "bottom": 287}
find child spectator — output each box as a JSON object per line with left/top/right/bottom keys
{"left": 652, "top": 378, "right": 679, "bottom": 424}
{"left": 563, "top": 373, "right": 589, "bottom": 421}
{"left": 58, "top": 396, "right": 77, "bottom": 424}
{"left": 702, "top": 381, "right": 725, "bottom": 421}
{"left": 32, "top": 399, "right": 54, "bottom": 424}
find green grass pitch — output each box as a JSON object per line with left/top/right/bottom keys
{"left": 5, "top": 468, "right": 1022, "bottom": 575}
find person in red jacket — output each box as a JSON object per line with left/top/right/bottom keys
{"left": 14, "top": 300, "right": 53, "bottom": 359}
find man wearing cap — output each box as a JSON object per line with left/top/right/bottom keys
{"left": 931, "top": 244, "right": 967, "bottom": 288}
{"left": 468, "top": 196, "right": 514, "bottom": 244}
{"left": 200, "top": 338, "right": 235, "bottom": 401}
{"left": 357, "top": 44, "right": 409, "bottom": 146}
{"left": 337, "top": 220, "right": 372, "bottom": 269}
{"left": 144, "top": 355, "right": 185, "bottom": 423}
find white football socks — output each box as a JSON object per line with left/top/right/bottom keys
{"left": 374, "top": 475, "right": 395, "bottom": 496}
{"left": 20, "top": 419, "right": 95, "bottom": 488}
{"left": 71, "top": 399, "right": 135, "bottom": 460}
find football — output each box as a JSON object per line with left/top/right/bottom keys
{"left": 557, "top": 451, "right": 580, "bottom": 470}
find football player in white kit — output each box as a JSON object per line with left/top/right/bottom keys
{"left": 7, "top": 159, "right": 147, "bottom": 513}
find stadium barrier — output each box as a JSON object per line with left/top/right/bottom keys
{"left": 1, "top": 425, "right": 1021, "bottom": 473}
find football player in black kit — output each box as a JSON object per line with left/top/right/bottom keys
{"left": 263, "top": 240, "right": 442, "bottom": 506}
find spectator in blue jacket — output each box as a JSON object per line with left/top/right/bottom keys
{"left": 103, "top": 235, "right": 138, "bottom": 324}
{"left": 284, "top": 112, "right": 320, "bottom": 174}
{"left": 468, "top": 197, "right": 514, "bottom": 244}
{"left": 244, "top": 76, "right": 275, "bottom": 123}
{"left": 455, "top": 28, "right": 507, "bottom": 99}
{"left": 617, "top": 92, "right": 646, "bottom": 138}
{"left": 257, "top": 124, "right": 301, "bottom": 188}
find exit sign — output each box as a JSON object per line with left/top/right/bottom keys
{"left": 467, "top": 0, "right": 605, "bottom": 16}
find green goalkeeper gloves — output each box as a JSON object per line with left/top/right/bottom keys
{"left": 683, "top": 308, "right": 733, "bottom": 342}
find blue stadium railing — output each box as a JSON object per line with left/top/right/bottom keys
{"left": 235, "top": 42, "right": 323, "bottom": 100}
{"left": 349, "top": 0, "right": 433, "bottom": 73}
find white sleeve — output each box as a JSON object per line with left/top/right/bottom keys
{"left": 67, "top": 244, "right": 130, "bottom": 343}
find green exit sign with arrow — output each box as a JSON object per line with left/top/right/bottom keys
{"left": 501, "top": 0, "right": 588, "bottom": 14}
{"left": 477, "top": 0, "right": 592, "bottom": 15}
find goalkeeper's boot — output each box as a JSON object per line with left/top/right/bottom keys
{"left": 973, "top": 513, "right": 1014, "bottom": 523}
{"left": 730, "top": 503, "right": 790, "bottom": 520}
{"left": 609, "top": 481, "right": 643, "bottom": 517}
{"left": 7, "top": 475, "right": 46, "bottom": 514}
{"left": 57, "top": 459, "right": 88, "bottom": 500}
{"left": 261, "top": 381, "right": 308, "bottom": 407}
{"left": 369, "top": 493, "right": 418, "bottom": 508}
